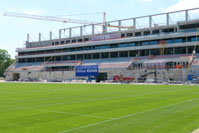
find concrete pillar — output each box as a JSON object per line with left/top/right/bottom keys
{"left": 173, "top": 48, "right": 175, "bottom": 55}
{"left": 133, "top": 18, "right": 136, "bottom": 29}
{"left": 27, "top": 33, "right": 30, "bottom": 42}
{"left": 118, "top": 20, "right": 121, "bottom": 31}
{"left": 92, "top": 24, "right": 95, "bottom": 35}
{"left": 185, "top": 10, "right": 189, "bottom": 21}
{"left": 39, "top": 33, "right": 41, "bottom": 42}
{"left": 149, "top": 16, "right": 152, "bottom": 28}
{"left": 166, "top": 13, "right": 169, "bottom": 26}
{"left": 69, "top": 28, "right": 72, "bottom": 38}
{"left": 186, "top": 47, "right": 188, "bottom": 54}
{"left": 80, "top": 26, "right": 83, "bottom": 36}
{"left": 59, "top": 30, "right": 61, "bottom": 39}
{"left": 50, "top": 31, "right": 52, "bottom": 40}
{"left": 104, "top": 22, "right": 108, "bottom": 33}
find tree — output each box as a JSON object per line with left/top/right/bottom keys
{"left": 0, "top": 49, "right": 15, "bottom": 77}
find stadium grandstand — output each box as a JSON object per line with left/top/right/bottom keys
{"left": 4, "top": 8, "right": 199, "bottom": 83}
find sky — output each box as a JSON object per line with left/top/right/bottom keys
{"left": 0, "top": 0, "right": 199, "bottom": 58}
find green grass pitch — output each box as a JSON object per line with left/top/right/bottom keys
{"left": 0, "top": 83, "right": 199, "bottom": 133}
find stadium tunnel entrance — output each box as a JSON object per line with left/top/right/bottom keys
{"left": 96, "top": 73, "right": 107, "bottom": 82}
{"left": 13, "top": 73, "right": 20, "bottom": 81}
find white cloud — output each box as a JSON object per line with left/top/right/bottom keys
{"left": 140, "top": 0, "right": 152, "bottom": 2}
{"left": 165, "top": 0, "right": 199, "bottom": 12}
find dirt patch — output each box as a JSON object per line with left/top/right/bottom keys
{"left": 192, "top": 128, "right": 199, "bottom": 133}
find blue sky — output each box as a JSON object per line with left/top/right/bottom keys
{"left": 0, "top": 0, "right": 199, "bottom": 58}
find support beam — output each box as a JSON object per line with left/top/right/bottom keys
{"left": 185, "top": 10, "right": 189, "bottom": 21}
{"left": 59, "top": 30, "right": 61, "bottom": 39}
{"left": 27, "top": 33, "right": 29, "bottom": 42}
{"left": 149, "top": 16, "right": 152, "bottom": 28}
{"left": 133, "top": 18, "right": 136, "bottom": 29}
{"left": 166, "top": 13, "right": 169, "bottom": 26}
{"left": 39, "top": 33, "right": 41, "bottom": 42}
{"left": 80, "top": 26, "right": 83, "bottom": 36}
{"left": 118, "top": 20, "right": 121, "bottom": 31}
{"left": 92, "top": 24, "right": 95, "bottom": 35}
{"left": 69, "top": 28, "right": 72, "bottom": 38}
{"left": 50, "top": 31, "right": 52, "bottom": 40}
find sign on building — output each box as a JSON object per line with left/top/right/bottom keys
{"left": 91, "top": 33, "right": 121, "bottom": 41}
{"left": 76, "top": 65, "right": 99, "bottom": 77}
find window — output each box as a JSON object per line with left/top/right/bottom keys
{"left": 152, "top": 30, "right": 159, "bottom": 34}
{"left": 68, "top": 55, "right": 75, "bottom": 60}
{"left": 190, "top": 37, "right": 199, "bottom": 42}
{"left": 19, "top": 58, "right": 26, "bottom": 63}
{"left": 36, "top": 57, "right": 44, "bottom": 62}
{"left": 118, "top": 43, "right": 128, "bottom": 48}
{"left": 162, "top": 28, "right": 174, "bottom": 33}
{"left": 143, "top": 31, "right": 150, "bottom": 36}
{"left": 141, "top": 41, "right": 149, "bottom": 46}
{"left": 110, "top": 44, "right": 118, "bottom": 48}
{"left": 84, "top": 38, "right": 89, "bottom": 42}
{"left": 165, "top": 39, "right": 173, "bottom": 44}
{"left": 101, "top": 45, "right": 110, "bottom": 49}
{"left": 63, "top": 56, "right": 69, "bottom": 61}
{"left": 93, "top": 53, "right": 100, "bottom": 59}
{"left": 129, "top": 51, "right": 138, "bottom": 57}
{"left": 151, "top": 49, "right": 160, "bottom": 56}
{"left": 76, "top": 47, "right": 83, "bottom": 51}
{"left": 84, "top": 46, "right": 91, "bottom": 50}
{"left": 93, "top": 45, "right": 101, "bottom": 50}
{"left": 140, "top": 50, "right": 146, "bottom": 56}
{"left": 127, "top": 33, "right": 133, "bottom": 37}
{"left": 119, "top": 51, "right": 128, "bottom": 57}
{"left": 150, "top": 40, "right": 158, "bottom": 45}
{"left": 55, "top": 56, "right": 61, "bottom": 61}
{"left": 69, "top": 48, "right": 76, "bottom": 52}
{"left": 101, "top": 53, "right": 109, "bottom": 58}
{"left": 175, "top": 47, "right": 186, "bottom": 54}
{"left": 55, "top": 42, "right": 59, "bottom": 45}
{"left": 78, "top": 39, "right": 83, "bottom": 42}
{"left": 165, "top": 48, "right": 173, "bottom": 55}
{"left": 174, "top": 38, "right": 182, "bottom": 43}
{"left": 72, "top": 40, "right": 76, "bottom": 43}
{"left": 121, "top": 33, "right": 125, "bottom": 38}
{"left": 85, "top": 54, "right": 91, "bottom": 59}
{"left": 77, "top": 55, "right": 83, "bottom": 60}
{"left": 129, "top": 43, "right": 136, "bottom": 47}
{"left": 110, "top": 52, "right": 118, "bottom": 58}
{"left": 61, "top": 41, "right": 65, "bottom": 44}
{"left": 66, "top": 40, "right": 70, "bottom": 44}
{"left": 135, "top": 32, "right": 141, "bottom": 36}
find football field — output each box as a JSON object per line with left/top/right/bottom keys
{"left": 0, "top": 83, "right": 199, "bottom": 133}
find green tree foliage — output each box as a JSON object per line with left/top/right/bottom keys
{"left": 0, "top": 49, "right": 15, "bottom": 77}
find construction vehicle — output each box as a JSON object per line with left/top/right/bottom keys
{"left": 113, "top": 75, "right": 134, "bottom": 83}
{"left": 138, "top": 71, "right": 157, "bottom": 83}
